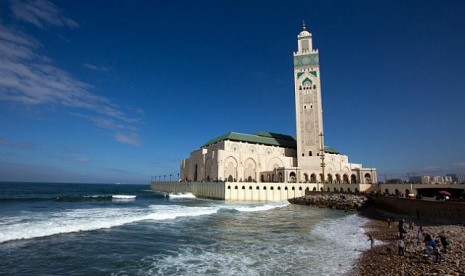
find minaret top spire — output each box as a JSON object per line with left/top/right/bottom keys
{"left": 302, "top": 20, "right": 307, "bottom": 31}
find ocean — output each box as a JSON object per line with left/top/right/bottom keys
{"left": 0, "top": 182, "right": 371, "bottom": 275}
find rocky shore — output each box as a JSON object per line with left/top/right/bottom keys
{"left": 353, "top": 210, "right": 465, "bottom": 275}
{"left": 288, "top": 192, "right": 368, "bottom": 211}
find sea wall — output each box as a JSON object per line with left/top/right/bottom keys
{"left": 370, "top": 197, "right": 465, "bottom": 224}
{"left": 151, "top": 181, "right": 317, "bottom": 201}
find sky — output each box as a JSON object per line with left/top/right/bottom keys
{"left": 1, "top": 0, "right": 465, "bottom": 184}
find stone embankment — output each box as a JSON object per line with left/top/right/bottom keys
{"left": 288, "top": 192, "right": 368, "bottom": 211}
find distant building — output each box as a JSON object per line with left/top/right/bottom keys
{"left": 457, "top": 174, "right": 465, "bottom": 184}
{"left": 408, "top": 175, "right": 453, "bottom": 184}
{"left": 180, "top": 23, "right": 376, "bottom": 185}
{"left": 446, "top": 173, "right": 459, "bottom": 183}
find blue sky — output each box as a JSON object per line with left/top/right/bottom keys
{"left": 1, "top": 0, "right": 464, "bottom": 184}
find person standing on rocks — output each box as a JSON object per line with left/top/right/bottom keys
{"left": 439, "top": 232, "right": 449, "bottom": 253}
{"left": 398, "top": 219, "right": 407, "bottom": 239}
{"left": 397, "top": 238, "right": 405, "bottom": 256}
{"left": 367, "top": 234, "right": 374, "bottom": 250}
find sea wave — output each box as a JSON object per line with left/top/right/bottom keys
{"left": 167, "top": 193, "right": 196, "bottom": 199}
{"left": 0, "top": 199, "right": 286, "bottom": 243}
{"left": 231, "top": 201, "right": 289, "bottom": 212}
{"left": 112, "top": 195, "right": 136, "bottom": 200}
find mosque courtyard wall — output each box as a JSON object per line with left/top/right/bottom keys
{"left": 151, "top": 181, "right": 377, "bottom": 201}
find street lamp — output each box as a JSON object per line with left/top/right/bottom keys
{"left": 170, "top": 174, "right": 172, "bottom": 182}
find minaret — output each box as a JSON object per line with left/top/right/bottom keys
{"left": 293, "top": 21, "right": 324, "bottom": 169}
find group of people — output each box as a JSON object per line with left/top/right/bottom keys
{"left": 418, "top": 226, "right": 449, "bottom": 263}
{"left": 372, "top": 217, "right": 451, "bottom": 263}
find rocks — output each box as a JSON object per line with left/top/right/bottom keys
{"left": 288, "top": 192, "right": 368, "bottom": 211}
{"left": 353, "top": 218, "right": 465, "bottom": 275}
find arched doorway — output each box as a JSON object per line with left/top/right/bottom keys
{"left": 310, "top": 174, "right": 317, "bottom": 183}
{"left": 327, "top": 174, "right": 333, "bottom": 183}
{"left": 289, "top": 172, "right": 296, "bottom": 183}
{"left": 343, "top": 174, "right": 349, "bottom": 184}
{"left": 351, "top": 174, "right": 357, "bottom": 184}
{"left": 278, "top": 173, "right": 283, "bottom": 182}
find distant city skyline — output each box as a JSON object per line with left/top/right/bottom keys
{"left": 1, "top": 0, "right": 465, "bottom": 184}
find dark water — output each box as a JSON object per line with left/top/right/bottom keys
{"left": 0, "top": 182, "right": 370, "bottom": 275}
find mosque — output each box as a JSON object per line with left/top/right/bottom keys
{"left": 179, "top": 23, "right": 377, "bottom": 187}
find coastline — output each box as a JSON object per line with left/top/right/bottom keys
{"left": 353, "top": 207, "right": 465, "bottom": 275}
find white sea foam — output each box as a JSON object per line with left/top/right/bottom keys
{"left": 140, "top": 212, "right": 369, "bottom": 276}
{"left": 0, "top": 199, "right": 286, "bottom": 243}
{"left": 231, "top": 201, "right": 289, "bottom": 212}
{"left": 146, "top": 205, "right": 219, "bottom": 221}
{"left": 168, "top": 192, "right": 196, "bottom": 199}
{"left": 0, "top": 207, "right": 147, "bottom": 243}
{"left": 311, "top": 213, "right": 373, "bottom": 259}
{"left": 112, "top": 195, "right": 136, "bottom": 200}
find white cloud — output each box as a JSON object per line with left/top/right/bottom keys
{"left": 0, "top": 16, "right": 142, "bottom": 146}
{"left": 83, "top": 63, "right": 108, "bottom": 72}
{"left": 10, "top": 0, "right": 79, "bottom": 29}
{"left": 114, "top": 133, "right": 141, "bottom": 146}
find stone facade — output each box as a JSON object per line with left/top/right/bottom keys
{"left": 179, "top": 24, "right": 377, "bottom": 187}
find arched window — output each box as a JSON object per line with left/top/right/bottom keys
{"left": 364, "top": 173, "right": 372, "bottom": 184}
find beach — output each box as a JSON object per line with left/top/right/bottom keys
{"left": 354, "top": 208, "right": 465, "bottom": 275}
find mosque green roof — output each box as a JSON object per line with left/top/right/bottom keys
{"left": 202, "top": 131, "right": 340, "bottom": 154}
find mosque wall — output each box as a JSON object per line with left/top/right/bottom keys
{"left": 151, "top": 181, "right": 376, "bottom": 201}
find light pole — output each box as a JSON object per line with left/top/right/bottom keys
{"left": 170, "top": 174, "right": 172, "bottom": 182}
{"left": 164, "top": 175, "right": 166, "bottom": 181}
